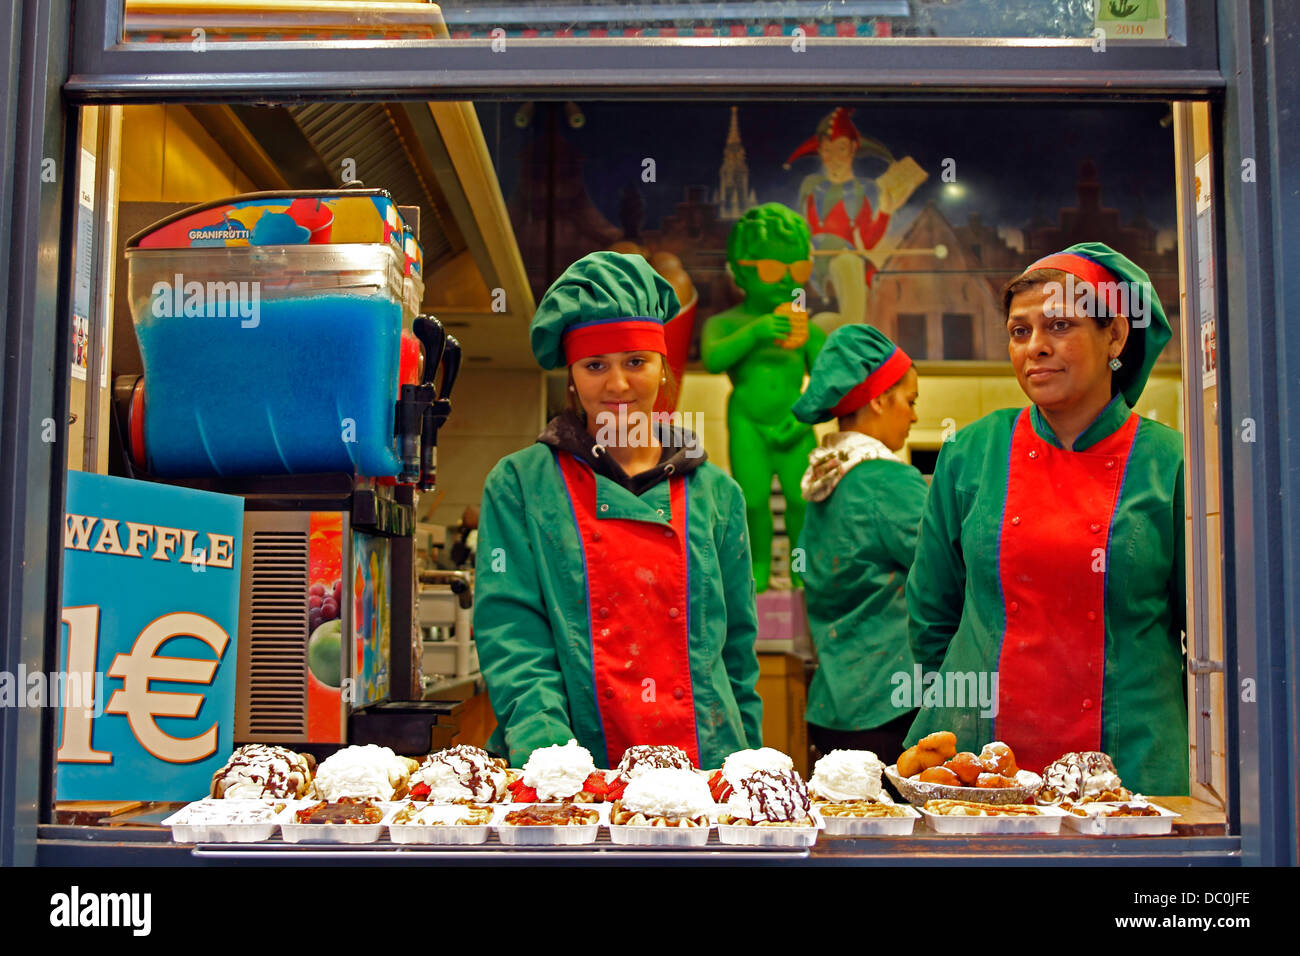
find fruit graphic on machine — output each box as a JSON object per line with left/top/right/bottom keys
{"left": 307, "top": 618, "right": 342, "bottom": 688}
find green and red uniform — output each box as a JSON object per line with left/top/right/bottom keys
{"left": 475, "top": 413, "right": 763, "bottom": 769}
{"left": 905, "top": 395, "right": 1188, "bottom": 794}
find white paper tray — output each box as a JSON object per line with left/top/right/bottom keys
{"left": 492, "top": 803, "right": 603, "bottom": 845}
{"left": 386, "top": 803, "right": 493, "bottom": 845}
{"left": 607, "top": 823, "right": 713, "bottom": 846}
{"left": 919, "top": 804, "right": 1067, "bottom": 834}
{"left": 819, "top": 804, "right": 920, "bottom": 836}
{"left": 716, "top": 808, "right": 823, "bottom": 847}
{"left": 1059, "top": 802, "right": 1179, "bottom": 836}
{"left": 278, "top": 800, "right": 391, "bottom": 843}
{"left": 162, "top": 799, "right": 288, "bottom": 843}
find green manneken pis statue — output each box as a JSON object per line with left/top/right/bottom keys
{"left": 702, "top": 203, "right": 827, "bottom": 592}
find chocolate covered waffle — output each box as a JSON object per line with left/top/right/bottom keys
{"left": 408, "top": 745, "right": 508, "bottom": 803}
{"left": 1036, "top": 752, "right": 1132, "bottom": 805}
{"left": 502, "top": 804, "right": 599, "bottom": 826}
{"left": 210, "top": 744, "right": 315, "bottom": 799}
{"left": 718, "top": 768, "right": 816, "bottom": 827}
{"left": 294, "top": 797, "right": 384, "bottom": 825}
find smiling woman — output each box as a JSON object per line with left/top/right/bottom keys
{"left": 474, "top": 252, "right": 764, "bottom": 771}
{"left": 904, "top": 242, "right": 1188, "bottom": 796}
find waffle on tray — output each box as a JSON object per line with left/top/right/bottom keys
{"left": 924, "top": 799, "right": 1043, "bottom": 817}
{"left": 608, "top": 800, "right": 710, "bottom": 828}
{"left": 815, "top": 801, "right": 910, "bottom": 819}
{"left": 1064, "top": 802, "right": 1161, "bottom": 818}
{"left": 501, "top": 804, "right": 599, "bottom": 826}
{"left": 293, "top": 797, "right": 384, "bottom": 825}
{"left": 390, "top": 803, "right": 494, "bottom": 826}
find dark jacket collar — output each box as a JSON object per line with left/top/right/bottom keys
{"left": 537, "top": 410, "right": 708, "bottom": 495}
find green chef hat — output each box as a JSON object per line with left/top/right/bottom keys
{"left": 1013, "top": 242, "right": 1172, "bottom": 406}
{"left": 792, "top": 324, "right": 913, "bottom": 424}
{"left": 529, "top": 251, "right": 681, "bottom": 370}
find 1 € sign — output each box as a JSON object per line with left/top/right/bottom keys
{"left": 58, "top": 607, "right": 229, "bottom": 765}
{"left": 57, "top": 472, "right": 241, "bottom": 801}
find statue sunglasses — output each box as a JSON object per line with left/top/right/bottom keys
{"left": 737, "top": 258, "right": 814, "bottom": 284}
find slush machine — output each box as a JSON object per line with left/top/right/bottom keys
{"left": 119, "top": 187, "right": 460, "bottom": 751}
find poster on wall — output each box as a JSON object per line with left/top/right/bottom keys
{"left": 1195, "top": 154, "right": 1217, "bottom": 389}
{"left": 55, "top": 472, "right": 243, "bottom": 801}
{"left": 483, "top": 100, "right": 1182, "bottom": 370}
{"left": 71, "top": 148, "right": 95, "bottom": 382}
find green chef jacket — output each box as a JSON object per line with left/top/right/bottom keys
{"left": 474, "top": 414, "right": 764, "bottom": 769}
{"left": 905, "top": 396, "right": 1188, "bottom": 795}
{"left": 798, "top": 434, "right": 928, "bottom": 731}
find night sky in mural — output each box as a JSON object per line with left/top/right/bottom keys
{"left": 478, "top": 101, "right": 1177, "bottom": 251}
{"left": 477, "top": 100, "right": 1180, "bottom": 365}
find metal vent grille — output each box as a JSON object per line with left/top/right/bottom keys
{"left": 236, "top": 525, "right": 309, "bottom": 742}
{"left": 286, "top": 102, "right": 455, "bottom": 266}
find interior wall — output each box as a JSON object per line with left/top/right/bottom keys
{"left": 420, "top": 367, "right": 545, "bottom": 528}
{"left": 119, "top": 104, "right": 257, "bottom": 203}
{"left": 1183, "top": 102, "right": 1227, "bottom": 808}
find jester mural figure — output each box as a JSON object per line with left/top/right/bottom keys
{"left": 702, "top": 203, "right": 826, "bottom": 593}
{"left": 785, "top": 107, "right": 926, "bottom": 330}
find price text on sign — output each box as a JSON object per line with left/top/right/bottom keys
{"left": 57, "top": 472, "right": 243, "bottom": 801}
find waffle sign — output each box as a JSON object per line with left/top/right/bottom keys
{"left": 56, "top": 472, "right": 243, "bottom": 801}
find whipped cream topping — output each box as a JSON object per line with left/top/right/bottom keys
{"left": 1014, "top": 769, "right": 1043, "bottom": 789}
{"left": 620, "top": 768, "right": 715, "bottom": 820}
{"left": 411, "top": 745, "right": 507, "bottom": 802}
{"left": 521, "top": 739, "right": 596, "bottom": 801}
{"left": 1039, "top": 752, "right": 1125, "bottom": 803}
{"left": 721, "top": 747, "right": 793, "bottom": 791}
{"left": 726, "top": 769, "right": 812, "bottom": 823}
{"left": 809, "top": 749, "right": 885, "bottom": 802}
{"left": 615, "top": 745, "right": 694, "bottom": 780}
{"left": 211, "top": 744, "right": 312, "bottom": 799}
{"left": 315, "top": 744, "right": 409, "bottom": 801}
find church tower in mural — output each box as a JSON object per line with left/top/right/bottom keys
{"left": 716, "top": 106, "right": 758, "bottom": 220}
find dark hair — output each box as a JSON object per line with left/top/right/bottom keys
{"left": 1001, "top": 269, "right": 1115, "bottom": 328}
{"left": 566, "top": 353, "right": 678, "bottom": 418}
{"left": 1002, "top": 269, "right": 1140, "bottom": 397}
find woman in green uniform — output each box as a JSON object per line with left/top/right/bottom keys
{"left": 905, "top": 242, "right": 1187, "bottom": 794}
{"left": 474, "top": 252, "right": 763, "bottom": 769}
{"left": 792, "top": 325, "right": 927, "bottom": 763}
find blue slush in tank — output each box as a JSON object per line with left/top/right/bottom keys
{"left": 127, "top": 192, "right": 409, "bottom": 478}
{"left": 135, "top": 289, "right": 402, "bottom": 477}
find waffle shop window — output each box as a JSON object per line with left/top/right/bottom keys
{"left": 480, "top": 97, "right": 1225, "bottom": 842}
{"left": 40, "top": 82, "right": 1233, "bottom": 859}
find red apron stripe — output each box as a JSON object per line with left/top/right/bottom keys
{"left": 557, "top": 452, "right": 701, "bottom": 768}
{"left": 994, "top": 409, "right": 1140, "bottom": 773}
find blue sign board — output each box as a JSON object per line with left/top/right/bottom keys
{"left": 55, "top": 472, "right": 243, "bottom": 801}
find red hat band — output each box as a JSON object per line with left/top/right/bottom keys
{"left": 831, "top": 346, "right": 913, "bottom": 419}
{"left": 1022, "top": 252, "right": 1132, "bottom": 318}
{"left": 563, "top": 317, "right": 667, "bottom": 365}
